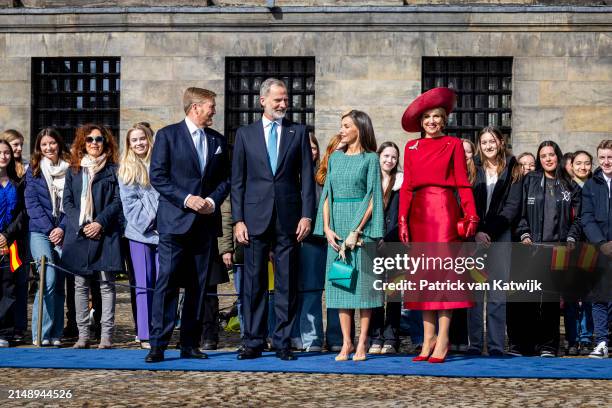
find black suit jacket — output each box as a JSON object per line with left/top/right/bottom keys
{"left": 150, "top": 120, "right": 230, "bottom": 235}
{"left": 231, "top": 118, "right": 315, "bottom": 235}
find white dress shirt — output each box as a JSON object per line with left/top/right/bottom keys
{"left": 183, "top": 117, "right": 215, "bottom": 211}
{"left": 262, "top": 115, "right": 282, "bottom": 152}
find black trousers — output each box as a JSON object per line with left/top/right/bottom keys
{"left": 242, "top": 212, "right": 298, "bottom": 350}
{"left": 201, "top": 284, "right": 220, "bottom": 344}
{"left": 370, "top": 302, "right": 401, "bottom": 347}
{"left": 150, "top": 218, "right": 214, "bottom": 349}
{"left": 0, "top": 257, "right": 16, "bottom": 339}
{"left": 508, "top": 301, "right": 559, "bottom": 355}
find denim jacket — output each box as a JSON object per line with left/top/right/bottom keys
{"left": 118, "top": 180, "right": 159, "bottom": 245}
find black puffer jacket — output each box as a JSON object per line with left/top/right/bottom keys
{"left": 516, "top": 170, "right": 582, "bottom": 243}
{"left": 473, "top": 156, "right": 522, "bottom": 240}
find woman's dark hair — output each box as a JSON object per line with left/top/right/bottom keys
{"left": 0, "top": 139, "right": 18, "bottom": 182}
{"left": 341, "top": 110, "right": 377, "bottom": 153}
{"left": 30, "top": 127, "right": 70, "bottom": 177}
{"left": 309, "top": 132, "right": 320, "bottom": 168}
{"left": 377, "top": 141, "right": 401, "bottom": 208}
{"left": 535, "top": 140, "right": 572, "bottom": 189}
{"left": 562, "top": 152, "right": 575, "bottom": 171}
{"left": 70, "top": 123, "right": 119, "bottom": 172}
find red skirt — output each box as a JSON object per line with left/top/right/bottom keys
{"left": 405, "top": 186, "right": 474, "bottom": 310}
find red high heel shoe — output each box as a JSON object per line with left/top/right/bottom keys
{"left": 412, "top": 342, "right": 436, "bottom": 362}
{"left": 428, "top": 346, "right": 450, "bottom": 363}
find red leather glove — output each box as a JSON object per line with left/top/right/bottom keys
{"left": 398, "top": 215, "right": 410, "bottom": 244}
{"left": 457, "top": 215, "right": 479, "bottom": 239}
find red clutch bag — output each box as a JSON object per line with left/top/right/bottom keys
{"left": 457, "top": 218, "right": 470, "bottom": 239}
{"left": 457, "top": 216, "right": 479, "bottom": 239}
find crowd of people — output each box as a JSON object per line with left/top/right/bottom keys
{"left": 0, "top": 81, "right": 610, "bottom": 365}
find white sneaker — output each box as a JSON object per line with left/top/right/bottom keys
{"left": 368, "top": 344, "right": 382, "bottom": 354}
{"left": 381, "top": 344, "right": 397, "bottom": 354}
{"left": 0, "top": 338, "right": 9, "bottom": 347}
{"left": 51, "top": 338, "right": 61, "bottom": 347}
{"left": 305, "top": 345, "right": 322, "bottom": 352}
{"left": 589, "top": 341, "right": 608, "bottom": 359}
{"left": 42, "top": 339, "right": 50, "bottom": 346}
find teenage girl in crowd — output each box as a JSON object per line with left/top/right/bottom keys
{"left": 468, "top": 126, "right": 522, "bottom": 356}
{"left": 368, "top": 141, "right": 403, "bottom": 354}
{"left": 26, "top": 128, "right": 70, "bottom": 346}
{"left": 118, "top": 123, "right": 159, "bottom": 350}
{"left": 0, "top": 139, "right": 26, "bottom": 348}
{"left": 516, "top": 141, "right": 581, "bottom": 357}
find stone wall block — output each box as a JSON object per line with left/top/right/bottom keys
{"left": 145, "top": 33, "right": 200, "bottom": 57}
{"left": 199, "top": 33, "right": 268, "bottom": 57}
{"left": 512, "top": 81, "right": 540, "bottom": 107}
{"left": 5, "top": 34, "right": 48, "bottom": 57}
{"left": 597, "top": 33, "right": 612, "bottom": 57}
{"left": 567, "top": 57, "right": 612, "bottom": 82}
{"left": 565, "top": 107, "right": 612, "bottom": 133}
{"left": 120, "top": 107, "right": 172, "bottom": 138}
{"left": 172, "top": 56, "right": 225, "bottom": 81}
{"left": 0, "top": 34, "right": 5, "bottom": 58}
{"left": 271, "top": 33, "right": 318, "bottom": 56}
{"left": 0, "top": 106, "right": 29, "bottom": 139}
{"left": 539, "top": 33, "right": 599, "bottom": 57}
{"left": 316, "top": 56, "right": 369, "bottom": 80}
{"left": 496, "top": 33, "right": 542, "bottom": 57}
{"left": 104, "top": 33, "right": 146, "bottom": 57}
{"left": 514, "top": 57, "right": 567, "bottom": 81}
{"left": 0, "top": 81, "right": 29, "bottom": 106}
{"left": 122, "top": 57, "right": 173, "bottom": 81}
{"left": 122, "top": 80, "right": 181, "bottom": 108}
{"left": 0, "top": 58, "right": 29, "bottom": 81}
{"left": 540, "top": 81, "right": 612, "bottom": 107}
{"left": 512, "top": 107, "right": 564, "bottom": 133}
{"left": 367, "top": 56, "right": 420, "bottom": 81}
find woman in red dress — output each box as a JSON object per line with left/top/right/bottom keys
{"left": 398, "top": 87, "right": 479, "bottom": 363}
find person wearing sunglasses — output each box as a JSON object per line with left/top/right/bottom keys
{"left": 61, "top": 124, "right": 123, "bottom": 349}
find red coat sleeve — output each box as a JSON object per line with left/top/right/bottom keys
{"left": 453, "top": 139, "right": 477, "bottom": 218}
{"left": 399, "top": 142, "right": 413, "bottom": 219}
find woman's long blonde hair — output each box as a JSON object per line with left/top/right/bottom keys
{"left": 460, "top": 138, "right": 478, "bottom": 185}
{"left": 1, "top": 129, "right": 26, "bottom": 178}
{"left": 118, "top": 122, "right": 155, "bottom": 187}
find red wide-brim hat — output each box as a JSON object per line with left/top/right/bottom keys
{"left": 401, "top": 87, "right": 457, "bottom": 133}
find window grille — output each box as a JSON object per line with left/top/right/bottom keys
{"left": 225, "top": 57, "right": 315, "bottom": 147}
{"left": 422, "top": 57, "right": 512, "bottom": 144}
{"left": 31, "top": 57, "right": 121, "bottom": 147}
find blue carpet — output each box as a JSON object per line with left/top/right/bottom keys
{"left": 0, "top": 349, "right": 610, "bottom": 379}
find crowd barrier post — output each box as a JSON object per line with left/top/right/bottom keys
{"left": 36, "top": 255, "right": 47, "bottom": 348}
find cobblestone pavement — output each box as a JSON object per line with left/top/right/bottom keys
{"left": 2, "top": 280, "right": 611, "bottom": 407}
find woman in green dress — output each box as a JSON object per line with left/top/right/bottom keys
{"left": 314, "top": 110, "right": 384, "bottom": 361}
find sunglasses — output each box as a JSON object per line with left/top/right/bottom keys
{"left": 86, "top": 136, "right": 104, "bottom": 144}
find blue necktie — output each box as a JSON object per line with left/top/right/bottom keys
{"left": 195, "top": 128, "right": 206, "bottom": 174}
{"left": 267, "top": 121, "right": 278, "bottom": 175}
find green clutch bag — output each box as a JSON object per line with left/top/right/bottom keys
{"left": 328, "top": 256, "right": 356, "bottom": 290}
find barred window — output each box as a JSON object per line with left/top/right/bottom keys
{"left": 225, "top": 57, "right": 315, "bottom": 147}
{"left": 31, "top": 57, "right": 121, "bottom": 146}
{"left": 422, "top": 57, "right": 513, "bottom": 144}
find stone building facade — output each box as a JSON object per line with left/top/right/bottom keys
{"left": 0, "top": 1, "right": 610, "bottom": 158}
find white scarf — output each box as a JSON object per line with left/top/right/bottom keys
{"left": 40, "top": 157, "right": 69, "bottom": 218}
{"left": 79, "top": 154, "right": 107, "bottom": 226}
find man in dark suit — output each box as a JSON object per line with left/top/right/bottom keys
{"left": 231, "top": 78, "right": 316, "bottom": 360}
{"left": 146, "top": 87, "right": 230, "bottom": 362}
